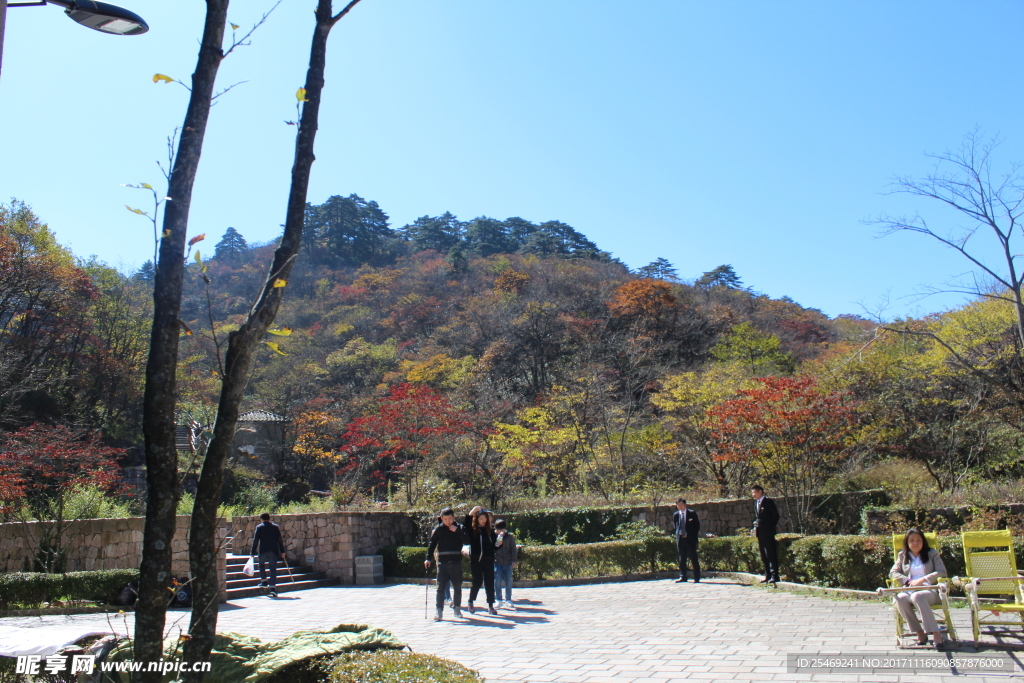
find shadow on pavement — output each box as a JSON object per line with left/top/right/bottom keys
{"left": 499, "top": 600, "right": 554, "bottom": 615}
{"left": 213, "top": 603, "right": 247, "bottom": 611}
{"left": 453, "top": 614, "right": 550, "bottom": 629}
{"left": 672, "top": 580, "right": 749, "bottom": 588}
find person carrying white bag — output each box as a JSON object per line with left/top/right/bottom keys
{"left": 251, "top": 513, "right": 286, "bottom": 597}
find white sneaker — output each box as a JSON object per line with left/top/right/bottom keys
{"left": 506, "top": 600, "right": 517, "bottom": 610}
{"left": 445, "top": 599, "right": 453, "bottom": 607}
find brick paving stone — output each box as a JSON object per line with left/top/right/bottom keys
{"left": 687, "top": 673, "right": 737, "bottom": 680}
{"left": 3, "top": 577, "right": 1024, "bottom": 682}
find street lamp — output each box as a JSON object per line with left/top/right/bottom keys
{"left": 1, "top": 0, "right": 148, "bottom": 81}
{"left": 41, "top": 0, "right": 148, "bottom": 35}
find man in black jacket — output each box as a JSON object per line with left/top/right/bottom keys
{"left": 424, "top": 507, "right": 469, "bottom": 621}
{"left": 672, "top": 498, "right": 701, "bottom": 583}
{"left": 751, "top": 485, "right": 780, "bottom": 584}
{"left": 251, "top": 512, "right": 286, "bottom": 597}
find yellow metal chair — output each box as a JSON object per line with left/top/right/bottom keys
{"left": 960, "top": 529, "right": 1024, "bottom": 644}
{"left": 880, "top": 532, "right": 958, "bottom": 647}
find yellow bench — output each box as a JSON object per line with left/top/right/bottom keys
{"left": 878, "top": 532, "right": 957, "bottom": 646}
{"left": 961, "top": 529, "right": 1024, "bottom": 644}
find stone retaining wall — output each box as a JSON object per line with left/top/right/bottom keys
{"left": 543, "top": 490, "right": 878, "bottom": 537}
{"left": 0, "top": 490, "right": 876, "bottom": 602}
{"left": 864, "top": 503, "right": 1024, "bottom": 534}
{"left": 0, "top": 516, "right": 227, "bottom": 601}
{"left": 230, "top": 511, "right": 418, "bottom": 583}
{"left": 619, "top": 498, "right": 777, "bottom": 536}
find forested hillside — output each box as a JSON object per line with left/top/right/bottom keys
{"left": 3, "top": 195, "right": 1023, "bottom": 526}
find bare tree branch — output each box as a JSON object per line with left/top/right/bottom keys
{"left": 223, "top": 1, "right": 282, "bottom": 59}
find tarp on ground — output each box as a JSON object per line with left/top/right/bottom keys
{"left": 105, "top": 623, "right": 405, "bottom": 683}
{"left": 0, "top": 624, "right": 113, "bottom": 657}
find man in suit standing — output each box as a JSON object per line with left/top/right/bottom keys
{"left": 251, "top": 512, "right": 286, "bottom": 597}
{"left": 672, "top": 498, "right": 701, "bottom": 583}
{"left": 751, "top": 485, "right": 780, "bottom": 584}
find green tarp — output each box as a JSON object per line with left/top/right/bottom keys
{"left": 105, "top": 623, "right": 405, "bottom": 683}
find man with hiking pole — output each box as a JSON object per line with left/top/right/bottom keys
{"left": 424, "top": 507, "right": 468, "bottom": 621}
{"left": 251, "top": 512, "right": 286, "bottom": 597}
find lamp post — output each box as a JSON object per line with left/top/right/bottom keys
{"left": 1, "top": 0, "right": 148, "bottom": 82}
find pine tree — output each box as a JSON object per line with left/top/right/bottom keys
{"left": 133, "top": 260, "right": 156, "bottom": 282}
{"left": 464, "top": 216, "right": 513, "bottom": 256}
{"left": 213, "top": 227, "right": 248, "bottom": 263}
{"left": 401, "top": 212, "right": 463, "bottom": 253}
{"left": 696, "top": 264, "right": 743, "bottom": 289}
{"left": 637, "top": 257, "right": 678, "bottom": 280}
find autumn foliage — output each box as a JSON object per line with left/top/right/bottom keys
{"left": 340, "top": 384, "right": 482, "bottom": 501}
{"left": 707, "top": 376, "right": 859, "bottom": 530}
{"left": 10, "top": 192, "right": 1024, "bottom": 514}
{"left": 0, "top": 423, "right": 123, "bottom": 509}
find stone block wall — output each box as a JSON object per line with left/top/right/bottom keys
{"left": 0, "top": 515, "right": 227, "bottom": 601}
{"left": 626, "top": 498, "right": 768, "bottom": 537}
{"left": 624, "top": 490, "right": 878, "bottom": 537}
{"left": 231, "top": 511, "right": 417, "bottom": 583}
{"left": 864, "top": 503, "right": 1024, "bottom": 534}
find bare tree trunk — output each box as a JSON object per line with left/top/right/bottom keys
{"left": 183, "top": 2, "right": 363, "bottom": 677}
{"left": 136, "top": 1, "right": 228, "bottom": 675}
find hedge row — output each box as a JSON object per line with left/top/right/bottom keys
{"left": 497, "top": 491, "right": 891, "bottom": 544}
{"left": 385, "top": 534, "right": 1024, "bottom": 592}
{"left": 499, "top": 507, "right": 636, "bottom": 545}
{"left": 0, "top": 569, "right": 139, "bottom": 610}
{"left": 381, "top": 537, "right": 794, "bottom": 584}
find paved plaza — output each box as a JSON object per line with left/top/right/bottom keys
{"left": 4, "top": 577, "right": 1023, "bottom": 682}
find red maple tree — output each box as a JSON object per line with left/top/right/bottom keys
{"left": 0, "top": 423, "right": 125, "bottom": 571}
{"left": 707, "top": 376, "right": 859, "bottom": 532}
{"left": 340, "top": 383, "right": 478, "bottom": 503}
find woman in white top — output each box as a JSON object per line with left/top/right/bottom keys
{"left": 889, "top": 528, "right": 949, "bottom": 649}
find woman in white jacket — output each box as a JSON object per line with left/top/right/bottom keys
{"left": 889, "top": 529, "right": 948, "bottom": 649}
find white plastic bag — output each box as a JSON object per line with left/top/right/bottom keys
{"left": 242, "top": 556, "right": 255, "bottom": 577}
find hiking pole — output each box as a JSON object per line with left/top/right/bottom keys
{"left": 282, "top": 552, "right": 295, "bottom": 584}
{"left": 425, "top": 566, "right": 430, "bottom": 620}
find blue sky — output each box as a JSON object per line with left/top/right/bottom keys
{"left": 3, "top": 0, "right": 1023, "bottom": 319}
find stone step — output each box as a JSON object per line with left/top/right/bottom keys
{"left": 226, "top": 571, "right": 326, "bottom": 589}
{"left": 224, "top": 554, "right": 335, "bottom": 598}
{"left": 225, "top": 578, "right": 338, "bottom": 600}
{"left": 225, "top": 563, "right": 315, "bottom": 578}
{"left": 226, "top": 556, "right": 302, "bottom": 569}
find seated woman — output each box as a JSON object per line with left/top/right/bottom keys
{"left": 890, "top": 528, "right": 948, "bottom": 649}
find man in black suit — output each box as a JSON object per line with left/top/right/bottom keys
{"left": 672, "top": 498, "right": 701, "bottom": 583}
{"left": 251, "top": 512, "right": 286, "bottom": 597}
{"left": 751, "top": 485, "right": 780, "bottom": 584}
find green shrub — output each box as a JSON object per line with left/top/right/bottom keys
{"left": 233, "top": 484, "right": 282, "bottom": 515}
{"left": 788, "top": 535, "right": 889, "bottom": 590}
{"left": 177, "top": 492, "right": 195, "bottom": 516}
{"left": 327, "top": 650, "right": 481, "bottom": 683}
{"left": 608, "top": 521, "right": 663, "bottom": 542}
{"left": 229, "top": 650, "right": 482, "bottom": 683}
{"left": 382, "top": 546, "right": 433, "bottom": 578}
{"left": 381, "top": 545, "right": 476, "bottom": 578}
{"left": 384, "top": 533, "right": 1024, "bottom": 591}
{"left": 503, "top": 506, "right": 635, "bottom": 545}
{"left": 63, "top": 485, "right": 134, "bottom": 520}
{"left": 0, "top": 568, "right": 139, "bottom": 610}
